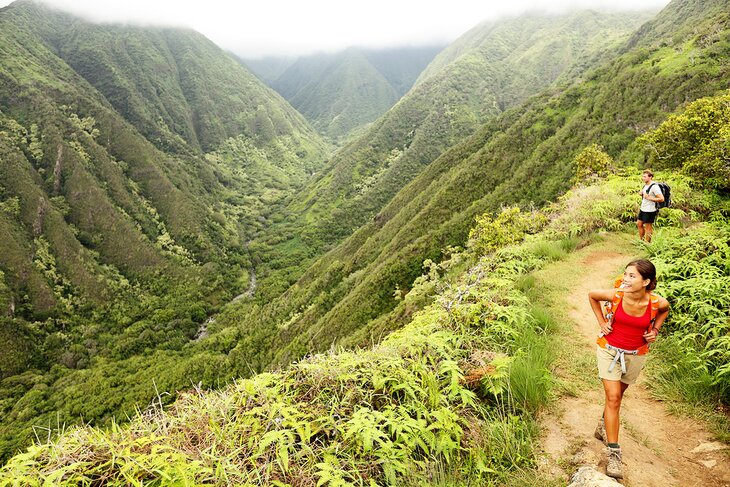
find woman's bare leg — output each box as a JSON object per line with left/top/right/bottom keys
{"left": 602, "top": 379, "right": 629, "bottom": 443}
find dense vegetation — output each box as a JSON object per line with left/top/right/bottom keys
{"left": 0, "top": 244, "right": 557, "bottom": 485}
{"left": 0, "top": 0, "right": 328, "bottom": 461}
{"left": 281, "top": 10, "right": 653, "bottom": 250}
{"left": 230, "top": 9, "right": 657, "bottom": 347}
{"left": 2, "top": 0, "right": 729, "bottom": 477}
{"left": 246, "top": 46, "right": 444, "bottom": 141}
{"left": 648, "top": 222, "right": 730, "bottom": 406}
{"left": 2, "top": 120, "right": 727, "bottom": 483}
{"left": 639, "top": 91, "right": 730, "bottom": 407}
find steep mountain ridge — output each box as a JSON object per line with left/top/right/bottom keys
{"left": 274, "top": 48, "right": 399, "bottom": 140}
{"left": 283, "top": 10, "right": 655, "bottom": 252}
{"left": 0, "top": 0, "right": 329, "bottom": 301}
{"left": 362, "top": 46, "right": 445, "bottom": 96}
{"left": 247, "top": 45, "right": 443, "bottom": 140}
{"left": 239, "top": 10, "right": 654, "bottom": 312}
{"left": 23, "top": 2, "right": 322, "bottom": 155}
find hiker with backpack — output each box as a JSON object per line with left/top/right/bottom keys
{"left": 588, "top": 259, "right": 670, "bottom": 479}
{"left": 636, "top": 169, "right": 666, "bottom": 243}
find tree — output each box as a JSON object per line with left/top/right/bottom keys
{"left": 639, "top": 92, "right": 730, "bottom": 191}
{"left": 573, "top": 143, "right": 614, "bottom": 183}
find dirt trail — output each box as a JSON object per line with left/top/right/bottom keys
{"left": 537, "top": 247, "right": 730, "bottom": 486}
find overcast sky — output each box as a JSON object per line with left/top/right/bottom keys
{"left": 1, "top": 0, "right": 671, "bottom": 58}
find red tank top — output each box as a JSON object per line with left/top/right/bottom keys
{"left": 606, "top": 299, "right": 651, "bottom": 350}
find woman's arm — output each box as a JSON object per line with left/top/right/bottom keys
{"left": 644, "top": 296, "right": 670, "bottom": 342}
{"left": 588, "top": 289, "right": 616, "bottom": 336}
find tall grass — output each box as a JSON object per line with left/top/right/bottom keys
{"left": 643, "top": 220, "right": 730, "bottom": 413}
{"left": 509, "top": 330, "right": 555, "bottom": 413}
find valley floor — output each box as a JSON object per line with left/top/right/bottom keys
{"left": 533, "top": 232, "right": 730, "bottom": 486}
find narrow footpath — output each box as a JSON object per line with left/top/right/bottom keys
{"left": 534, "top": 233, "right": 729, "bottom": 486}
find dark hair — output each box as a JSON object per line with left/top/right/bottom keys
{"left": 626, "top": 258, "right": 657, "bottom": 291}
{"left": 642, "top": 169, "right": 654, "bottom": 178}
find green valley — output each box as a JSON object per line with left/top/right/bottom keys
{"left": 2, "top": 85, "right": 728, "bottom": 484}
{"left": 0, "top": 0, "right": 329, "bottom": 460}
{"left": 215, "top": 1, "right": 729, "bottom": 373}
{"left": 1, "top": 0, "right": 729, "bottom": 484}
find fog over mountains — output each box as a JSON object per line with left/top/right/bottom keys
{"left": 0, "top": 0, "right": 672, "bottom": 57}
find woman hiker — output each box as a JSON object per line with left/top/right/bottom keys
{"left": 588, "top": 259, "right": 669, "bottom": 478}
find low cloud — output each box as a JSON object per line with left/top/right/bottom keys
{"left": 1, "top": 0, "right": 670, "bottom": 58}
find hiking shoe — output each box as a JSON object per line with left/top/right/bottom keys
{"left": 594, "top": 417, "right": 607, "bottom": 444}
{"left": 606, "top": 446, "right": 623, "bottom": 479}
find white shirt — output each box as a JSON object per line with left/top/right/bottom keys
{"left": 641, "top": 183, "right": 662, "bottom": 212}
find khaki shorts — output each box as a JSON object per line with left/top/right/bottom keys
{"left": 596, "top": 345, "right": 648, "bottom": 384}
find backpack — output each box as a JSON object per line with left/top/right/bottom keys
{"left": 649, "top": 182, "right": 671, "bottom": 210}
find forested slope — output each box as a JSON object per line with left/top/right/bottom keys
{"left": 25, "top": 3, "right": 323, "bottom": 154}
{"left": 242, "top": 10, "right": 651, "bottom": 311}
{"left": 277, "top": 49, "right": 399, "bottom": 140}
{"left": 261, "top": 46, "right": 443, "bottom": 140}
{"left": 288, "top": 10, "right": 654, "bottom": 246}
{"left": 0, "top": 0, "right": 329, "bottom": 460}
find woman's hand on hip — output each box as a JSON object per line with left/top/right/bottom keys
{"left": 643, "top": 329, "right": 659, "bottom": 343}
{"left": 599, "top": 321, "right": 612, "bottom": 335}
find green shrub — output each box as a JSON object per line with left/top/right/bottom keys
{"left": 639, "top": 91, "right": 730, "bottom": 191}
{"left": 467, "top": 207, "right": 548, "bottom": 256}
{"left": 649, "top": 220, "right": 730, "bottom": 403}
{"left": 573, "top": 143, "right": 614, "bottom": 183}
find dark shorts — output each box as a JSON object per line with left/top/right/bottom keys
{"left": 637, "top": 210, "right": 657, "bottom": 223}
